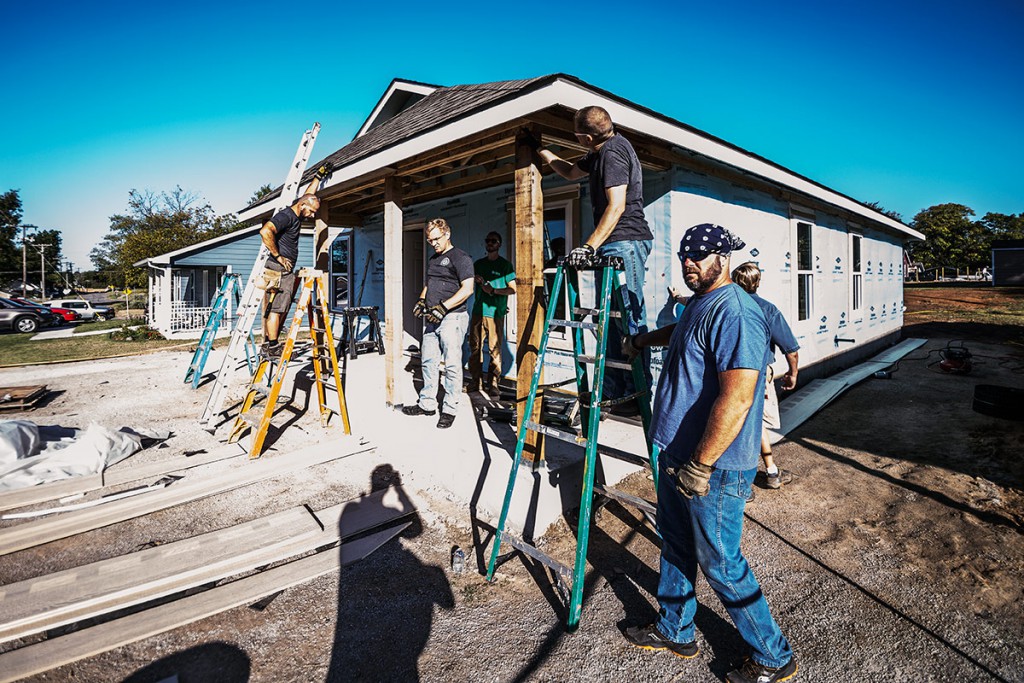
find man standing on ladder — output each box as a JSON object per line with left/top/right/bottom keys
{"left": 525, "top": 106, "right": 653, "bottom": 413}
{"left": 621, "top": 224, "right": 797, "bottom": 683}
{"left": 258, "top": 175, "right": 324, "bottom": 359}
{"left": 402, "top": 218, "right": 475, "bottom": 429}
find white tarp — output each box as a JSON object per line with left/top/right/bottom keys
{"left": 0, "top": 421, "right": 170, "bottom": 493}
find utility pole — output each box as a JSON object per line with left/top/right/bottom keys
{"left": 38, "top": 244, "right": 49, "bottom": 299}
{"left": 20, "top": 225, "right": 37, "bottom": 296}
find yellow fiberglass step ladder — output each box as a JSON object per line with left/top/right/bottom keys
{"left": 228, "top": 269, "right": 350, "bottom": 458}
{"left": 486, "top": 256, "right": 659, "bottom": 631}
{"left": 198, "top": 122, "right": 322, "bottom": 431}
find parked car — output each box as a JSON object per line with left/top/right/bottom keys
{"left": 0, "top": 298, "right": 61, "bottom": 333}
{"left": 10, "top": 297, "right": 81, "bottom": 324}
{"left": 45, "top": 298, "right": 116, "bottom": 321}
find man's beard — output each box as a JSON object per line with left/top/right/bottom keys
{"left": 684, "top": 257, "right": 723, "bottom": 295}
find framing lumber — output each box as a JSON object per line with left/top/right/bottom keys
{"left": 383, "top": 176, "right": 404, "bottom": 407}
{"left": 514, "top": 131, "right": 546, "bottom": 462}
{"left": 0, "top": 445, "right": 245, "bottom": 514}
{"left": 0, "top": 486, "right": 414, "bottom": 644}
{"left": 0, "top": 523, "right": 409, "bottom": 683}
{"left": 0, "top": 442, "right": 375, "bottom": 557}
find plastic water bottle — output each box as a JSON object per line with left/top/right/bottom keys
{"left": 451, "top": 546, "right": 465, "bottom": 575}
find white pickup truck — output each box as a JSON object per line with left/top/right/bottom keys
{"left": 45, "top": 299, "right": 116, "bottom": 321}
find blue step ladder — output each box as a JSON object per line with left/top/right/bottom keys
{"left": 184, "top": 274, "right": 257, "bottom": 389}
{"left": 485, "top": 256, "right": 659, "bottom": 631}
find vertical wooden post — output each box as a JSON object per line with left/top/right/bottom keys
{"left": 384, "top": 177, "right": 404, "bottom": 407}
{"left": 514, "top": 132, "right": 545, "bottom": 462}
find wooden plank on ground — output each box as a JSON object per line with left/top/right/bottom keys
{"left": 0, "top": 445, "right": 246, "bottom": 514}
{"left": 0, "top": 523, "right": 409, "bottom": 683}
{"left": 0, "top": 485, "right": 413, "bottom": 644}
{"left": 0, "top": 475, "right": 104, "bottom": 514}
{"left": 0, "top": 441, "right": 374, "bottom": 557}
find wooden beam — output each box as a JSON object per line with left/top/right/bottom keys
{"left": 383, "top": 176, "right": 404, "bottom": 408}
{"left": 0, "top": 486, "right": 413, "bottom": 645}
{"left": 0, "top": 523, "right": 409, "bottom": 683}
{"left": 514, "top": 131, "right": 545, "bottom": 462}
{"left": 0, "top": 443, "right": 374, "bottom": 557}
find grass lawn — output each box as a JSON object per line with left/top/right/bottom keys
{"left": 0, "top": 327, "right": 191, "bottom": 367}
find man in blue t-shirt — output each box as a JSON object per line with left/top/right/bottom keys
{"left": 402, "top": 218, "right": 475, "bottom": 429}
{"left": 525, "top": 106, "right": 653, "bottom": 408}
{"left": 732, "top": 262, "right": 800, "bottom": 491}
{"left": 621, "top": 224, "right": 797, "bottom": 683}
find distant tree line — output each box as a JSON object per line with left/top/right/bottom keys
{"left": 907, "top": 204, "right": 1024, "bottom": 271}
{"left": 89, "top": 187, "right": 239, "bottom": 289}
{"left": 0, "top": 189, "right": 67, "bottom": 295}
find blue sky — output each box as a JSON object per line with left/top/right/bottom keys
{"left": 2, "top": 0, "right": 1021, "bottom": 270}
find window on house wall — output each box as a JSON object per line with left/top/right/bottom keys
{"left": 330, "top": 232, "right": 354, "bottom": 311}
{"left": 543, "top": 201, "right": 574, "bottom": 338}
{"left": 851, "top": 233, "right": 863, "bottom": 313}
{"left": 796, "top": 221, "right": 813, "bottom": 321}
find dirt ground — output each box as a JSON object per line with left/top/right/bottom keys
{"left": 1, "top": 286, "right": 1023, "bottom": 682}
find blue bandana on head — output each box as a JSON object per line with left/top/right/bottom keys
{"left": 680, "top": 223, "right": 746, "bottom": 258}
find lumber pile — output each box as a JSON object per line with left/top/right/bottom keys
{"left": 0, "top": 439, "right": 413, "bottom": 681}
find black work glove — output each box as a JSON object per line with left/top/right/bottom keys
{"left": 424, "top": 302, "right": 449, "bottom": 325}
{"left": 313, "top": 161, "right": 334, "bottom": 180}
{"left": 413, "top": 298, "right": 427, "bottom": 318}
{"left": 566, "top": 244, "right": 596, "bottom": 269}
{"left": 520, "top": 129, "right": 542, "bottom": 151}
{"left": 667, "top": 459, "right": 713, "bottom": 499}
{"left": 621, "top": 333, "right": 642, "bottom": 362}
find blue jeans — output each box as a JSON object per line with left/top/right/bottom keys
{"left": 655, "top": 464, "right": 794, "bottom": 668}
{"left": 418, "top": 311, "right": 469, "bottom": 415}
{"left": 596, "top": 239, "right": 652, "bottom": 400}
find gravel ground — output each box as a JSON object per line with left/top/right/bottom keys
{"left": 0, "top": 323, "right": 1022, "bottom": 682}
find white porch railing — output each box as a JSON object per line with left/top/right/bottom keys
{"left": 169, "top": 301, "right": 213, "bottom": 333}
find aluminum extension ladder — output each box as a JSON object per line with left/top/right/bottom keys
{"left": 486, "top": 257, "right": 659, "bottom": 630}
{"left": 227, "top": 269, "right": 350, "bottom": 458}
{"left": 199, "top": 123, "right": 321, "bottom": 429}
{"left": 184, "top": 274, "right": 257, "bottom": 389}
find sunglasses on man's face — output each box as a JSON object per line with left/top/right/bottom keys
{"left": 485, "top": 239, "right": 500, "bottom": 244}
{"left": 678, "top": 251, "right": 714, "bottom": 263}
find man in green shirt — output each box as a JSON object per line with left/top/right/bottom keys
{"left": 469, "top": 231, "right": 516, "bottom": 394}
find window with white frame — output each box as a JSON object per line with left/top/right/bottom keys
{"left": 796, "top": 221, "right": 813, "bottom": 321}
{"left": 851, "top": 233, "right": 863, "bottom": 314}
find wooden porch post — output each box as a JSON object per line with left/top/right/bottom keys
{"left": 384, "top": 177, "right": 404, "bottom": 407}
{"left": 515, "top": 131, "right": 545, "bottom": 462}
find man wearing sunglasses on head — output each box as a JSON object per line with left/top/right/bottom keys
{"left": 469, "top": 231, "right": 516, "bottom": 395}
{"left": 620, "top": 224, "right": 797, "bottom": 683}
{"left": 523, "top": 106, "right": 653, "bottom": 410}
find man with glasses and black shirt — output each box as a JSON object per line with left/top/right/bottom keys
{"left": 468, "top": 231, "right": 516, "bottom": 395}
{"left": 403, "top": 219, "right": 475, "bottom": 429}
{"left": 524, "top": 106, "right": 653, "bottom": 411}
{"left": 620, "top": 224, "right": 798, "bottom": 683}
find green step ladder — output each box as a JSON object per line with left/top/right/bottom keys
{"left": 183, "top": 274, "right": 257, "bottom": 389}
{"left": 485, "top": 256, "right": 659, "bottom": 631}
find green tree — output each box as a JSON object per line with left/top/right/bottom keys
{"left": 910, "top": 203, "right": 990, "bottom": 270}
{"left": 980, "top": 212, "right": 1024, "bottom": 241}
{"left": 90, "top": 186, "right": 238, "bottom": 288}
{"left": 24, "top": 229, "right": 64, "bottom": 294}
{"left": 0, "top": 189, "right": 24, "bottom": 277}
{"left": 249, "top": 184, "right": 273, "bottom": 205}
{"left": 864, "top": 201, "right": 904, "bottom": 223}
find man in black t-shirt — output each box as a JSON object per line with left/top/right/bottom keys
{"left": 402, "top": 218, "right": 475, "bottom": 429}
{"left": 258, "top": 189, "right": 320, "bottom": 358}
{"left": 526, "top": 106, "right": 654, "bottom": 407}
